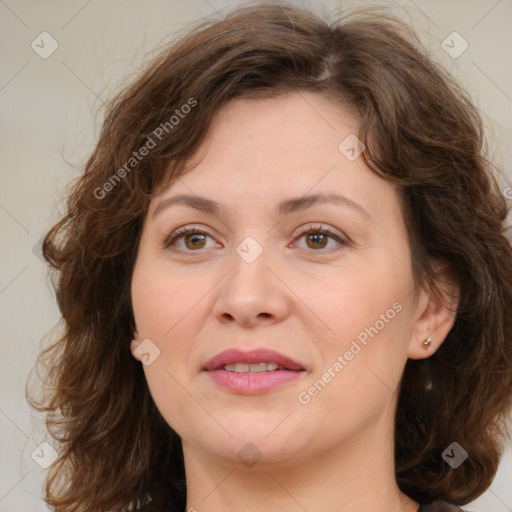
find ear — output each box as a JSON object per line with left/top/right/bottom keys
{"left": 130, "top": 331, "right": 142, "bottom": 361}
{"left": 407, "top": 264, "right": 459, "bottom": 360}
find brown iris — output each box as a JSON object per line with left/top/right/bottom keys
{"left": 184, "top": 233, "right": 207, "bottom": 250}
{"left": 306, "top": 232, "right": 328, "bottom": 250}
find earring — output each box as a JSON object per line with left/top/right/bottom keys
{"left": 422, "top": 337, "right": 432, "bottom": 349}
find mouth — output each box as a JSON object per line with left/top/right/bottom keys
{"left": 202, "top": 348, "right": 306, "bottom": 395}
{"left": 222, "top": 362, "right": 289, "bottom": 373}
{"left": 203, "top": 348, "right": 305, "bottom": 372}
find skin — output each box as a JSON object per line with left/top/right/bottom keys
{"left": 130, "top": 92, "right": 458, "bottom": 512}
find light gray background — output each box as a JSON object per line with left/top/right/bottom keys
{"left": 1, "top": 1, "right": 511, "bottom": 511}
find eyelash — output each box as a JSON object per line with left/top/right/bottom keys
{"left": 164, "top": 224, "right": 349, "bottom": 254}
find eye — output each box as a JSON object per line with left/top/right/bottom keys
{"left": 293, "top": 224, "right": 348, "bottom": 253}
{"left": 164, "top": 224, "right": 349, "bottom": 253}
{"left": 164, "top": 226, "right": 219, "bottom": 251}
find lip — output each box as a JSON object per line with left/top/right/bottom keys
{"left": 203, "top": 348, "right": 304, "bottom": 371}
{"left": 202, "top": 348, "right": 306, "bottom": 395}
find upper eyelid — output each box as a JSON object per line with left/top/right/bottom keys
{"left": 165, "top": 223, "right": 348, "bottom": 248}
{"left": 168, "top": 223, "right": 342, "bottom": 238}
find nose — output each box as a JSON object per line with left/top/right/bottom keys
{"left": 213, "top": 246, "right": 291, "bottom": 327}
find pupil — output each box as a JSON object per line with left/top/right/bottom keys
{"left": 309, "top": 233, "right": 326, "bottom": 248}
{"left": 186, "top": 233, "right": 205, "bottom": 249}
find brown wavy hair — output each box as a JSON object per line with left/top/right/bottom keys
{"left": 28, "top": 3, "right": 512, "bottom": 511}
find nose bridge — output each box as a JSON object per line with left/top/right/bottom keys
{"left": 214, "top": 234, "right": 290, "bottom": 325}
{"left": 231, "top": 235, "right": 269, "bottom": 292}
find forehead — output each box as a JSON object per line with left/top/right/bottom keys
{"left": 154, "top": 92, "right": 369, "bottom": 197}
{"left": 207, "top": 91, "right": 359, "bottom": 152}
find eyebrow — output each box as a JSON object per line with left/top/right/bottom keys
{"left": 152, "top": 192, "right": 371, "bottom": 219}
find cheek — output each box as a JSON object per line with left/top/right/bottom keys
{"left": 131, "top": 271, "right": 201, "bottom": 385}
{"left": 310, "top": 254, "right": 412, "bottom": 349}
{"left": 131, "top": 269, "right": 200, "bottom": 434}
{"left": 131, "top": 254, "right": 211, "bottom": 342}
{"left": 295, "top": 300, "right": 411, "bottom": 442}
{"left": 299, "top": 250, "right": 414, "bottom": 407}
{"left": 131, "top": 258, "right": 220, "bottom": 435}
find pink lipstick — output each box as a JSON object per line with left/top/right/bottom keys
{"left": 202, "top": 348, "right": 306, "bottom": 395}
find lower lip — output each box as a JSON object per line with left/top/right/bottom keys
{"left": 205, "top": 369, "right": 304, "bottom": 395}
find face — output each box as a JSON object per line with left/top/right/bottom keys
{"left": 130, "top": 92, "right": 424, "bottom": 470}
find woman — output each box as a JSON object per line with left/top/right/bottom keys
{"left": 30, "top": 3, "right": 512, "bottom": 511}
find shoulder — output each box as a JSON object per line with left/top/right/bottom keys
{"left": 418, "top": 500, "right": 466, "bottom": 512}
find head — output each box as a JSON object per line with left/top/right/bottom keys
{"left": 33, "top": 3, "right": 512, "bottom": 511}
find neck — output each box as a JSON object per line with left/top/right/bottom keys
{"left": 182, "top": 414, "right": 419, "bottom": 512}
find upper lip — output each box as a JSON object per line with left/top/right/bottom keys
{"left": 203, "top": 349, "right": 305, "bottom": 371}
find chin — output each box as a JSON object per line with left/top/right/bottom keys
{"left": 184, "top": 415, "right": 314, "bottom": 468}
{"left": 209, "top": 437, "right": 310, "bottom": 470}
